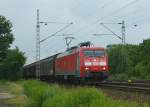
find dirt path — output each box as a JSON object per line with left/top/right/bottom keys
{"left": 0, "top": 93, "right": 14, "bottom": 100}
{"left": 0, "top": 104, "right": 15, "bottom": 107}
{"left": 0, "top": 86, "right": 15, "bottom": 107}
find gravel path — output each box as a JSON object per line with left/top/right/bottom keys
{"left": 0, "top": 104, "right": 15, "bottom": 107}
{"left": 0, "top": 93, "right": 14, "bottom": 100}
{"left": 0, "top": 86, "right": 15, "bottom": 107}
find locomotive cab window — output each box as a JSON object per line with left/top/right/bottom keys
{"left": 83, "top": 50, "right": 105, "bottom": 57}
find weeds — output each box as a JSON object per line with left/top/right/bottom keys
{"left": 1, "top": 80, "right": 148, "bottom": 107}
{"left": 22, "top": 80, "right": 149, "bottom": 107}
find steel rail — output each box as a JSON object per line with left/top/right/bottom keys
{"left": 86, "top": 80, "right": 150, "bottom": 93}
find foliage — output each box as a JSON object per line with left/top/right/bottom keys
{"left": 1, "top": 80, "right": 149, "bottom": 107}
{"left": 0, "top": 15, "right": 14, "bottom": 60}
{"left": 23, "top": 80, "right": 63, "bottom": 107}
{"left": 107, "top": 39, "right": 150, "bottom": 79}
{"left": 0, "top": 48, "right": 26, "bottom": 80}
{"left": 22, "top": 80, "right": 148, "bottom": 107}
{"left": 0, "top": 15, "right": 26, "bottom": 80}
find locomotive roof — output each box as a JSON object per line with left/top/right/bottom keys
{"left": 80, "top": 47, "right": 104, "bottom": 50}
{"left": 57, "top": 46, "right": 105, "bottom": 58}
{"left": 66, "top": 46, "right": 104, "bottom": 51}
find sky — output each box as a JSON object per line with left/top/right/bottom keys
{"left": 0, "top": 0, "right": 150, "bottom": 64}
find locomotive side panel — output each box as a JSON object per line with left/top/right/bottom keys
{"left": 55, "top": 51, "right": 78, "bottom": 76}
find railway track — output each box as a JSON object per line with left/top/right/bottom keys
{"left": 85, "top": 80, "right": 150, "bottom": 93}
{"left": 48, "top": 79, "right": 150, "bottom": 93}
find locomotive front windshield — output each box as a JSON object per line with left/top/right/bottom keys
{"left": 83, "top": 50, "right": 105, "bottom": 57}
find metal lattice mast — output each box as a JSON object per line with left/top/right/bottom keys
{"left": 121, "top": 20, "right": 126, "bottom": 45}
{"left": 35, "top": 9, "right": 73, "bottom": 80}
{"left": 36, "top": 9, "right": 40, "bottom": 80}
{"left": 121, "top": 20, "right": 126, "bottom": 73}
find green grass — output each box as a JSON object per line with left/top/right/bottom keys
{"left": 23, "top": 80, "right": 63, "bottom": 107}
{"left": 22, "top": 80, "right": 149, "bottom": 107}
{"left": 42, "top": 87, "right": 142, "bottom": 107}
{"left": 0, "top": 80, "right": 149, "bottom": 107}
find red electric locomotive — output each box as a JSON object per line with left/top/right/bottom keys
{"left": 24, "top": 41, "right": 109, "bottom": 81}
{"left": 55, "top": 41, "right": 109, "bottom": 80}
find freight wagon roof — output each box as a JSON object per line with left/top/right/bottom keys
{"left": 24, "top": 53, "right": 59, "bottom": 67}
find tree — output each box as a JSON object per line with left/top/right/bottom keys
{"left": 139, "top": 39, "right": 150, "bottom": 64}
{"left": 107, "top": 39, "right": 150, "bottom": 80}
{"left": 0, "top": 15, "right": 26, "bottom": 80}
{"left": 135, "top": 39, "right": 150, "bottom": 79}
{"left": 0, "top": 48, "right": 26, "bottom": 80}
{"left": 107, "top": 45, "right": 131, "bottom": 73}
{"left": 107, "top": 44, "right": 135, "bottom": 79}
{"left": 0, "top": 15, "right": 14, "bottom": 61}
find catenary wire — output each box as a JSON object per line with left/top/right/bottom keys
{"left": 73, "top": 0, "right": 141, "bottom": 35}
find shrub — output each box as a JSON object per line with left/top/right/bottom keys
{"left": 42, "top": 87, "right": 140, "bottom": 107}
{"left": 23, "top": 80, "right": 63, "bottom": 107}
{"left": 22, "top": 80, "right": 149, "bottom": 107}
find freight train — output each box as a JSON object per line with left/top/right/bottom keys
{"left": 23, "top": 42, "right": 109, "bottom": 81}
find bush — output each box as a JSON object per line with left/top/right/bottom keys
{"left": 42, "top": 87, "right": 141, "bottom": 107}
{"left": 0, "top": 48, "right": 26, "bottom": 80}
{"left": 23, "top": 80, "right": 62, "bottom": 107}
{"left": 22, "top": 80, "right": 149, "bottom": 107}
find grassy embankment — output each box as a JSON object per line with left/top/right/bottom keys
{"left": 0, "top": 80, "right": 149, "bottom": 107}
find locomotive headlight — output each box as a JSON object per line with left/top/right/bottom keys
{"left": 85, "top": 62, "right": 92, "bottom": 66}
{"left": 85, "top": 67, "right": 89, "bottom": 70}
{"left": 99, "top": 62, "right": 106, "bottom": 66}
